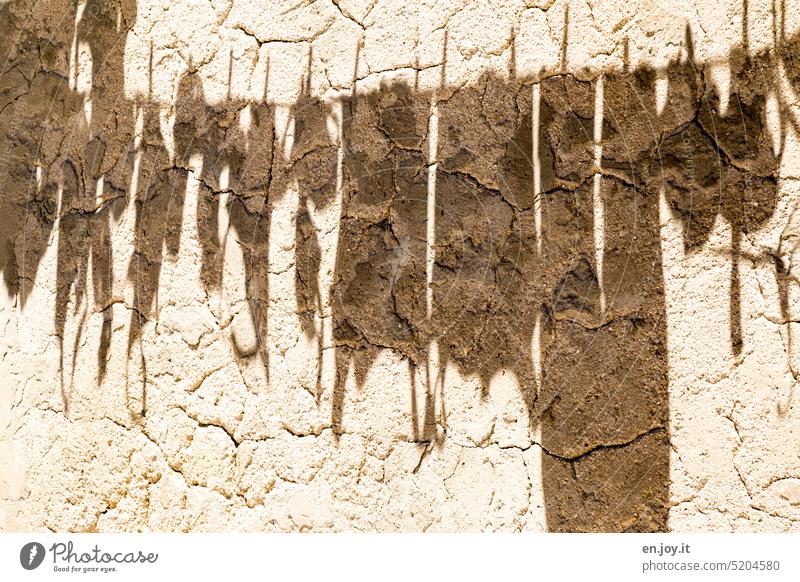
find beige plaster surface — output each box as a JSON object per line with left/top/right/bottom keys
{"left": 1, "top": 0, "right": 799, "bottom": 532}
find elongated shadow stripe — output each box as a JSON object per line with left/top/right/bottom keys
{"left": 0, "top": 0, "right": 794, "bottom": 531}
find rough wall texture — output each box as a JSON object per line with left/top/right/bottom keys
{"left": 1, "top": 0, "right": 800, "bottom": 532}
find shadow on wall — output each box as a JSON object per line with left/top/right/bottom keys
{"left": 54, "top": 0, "right": 136, "bottom": 411}
{"left": 0, "top": 0, "right": 138, "bottom": 410}
{"left": 0, "top": 0, "right": 795, "bottom": 531}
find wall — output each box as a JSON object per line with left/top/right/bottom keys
{"left": 1, "top": 0, "right": 799, "bottom": 532}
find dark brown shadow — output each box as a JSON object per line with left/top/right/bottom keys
{"left": 179, "top": 53, "right": 276, "bottom": 378}
{"left": 0, "top": 1, "right": 79, "bottom": 308}
{"left": 325, "top": 25, "right": 787, "bottom": 530}
{"left": 42, "top": 0, "right": 136, "bottom": 410}
{"left": 1, "top": 0, "right": 797, "bottom": 532}
{"left": 330, "top": 78, "right": 432, "bottom": 435}
{"left": 534, "top": 68, "right": 671, "bottom": 531}
{"left": 292, "top": 57, "right": 339, "bottom": 400}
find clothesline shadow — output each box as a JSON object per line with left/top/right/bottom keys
{"left": 0, "top": 0, "right": 797, "bottom": 531}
